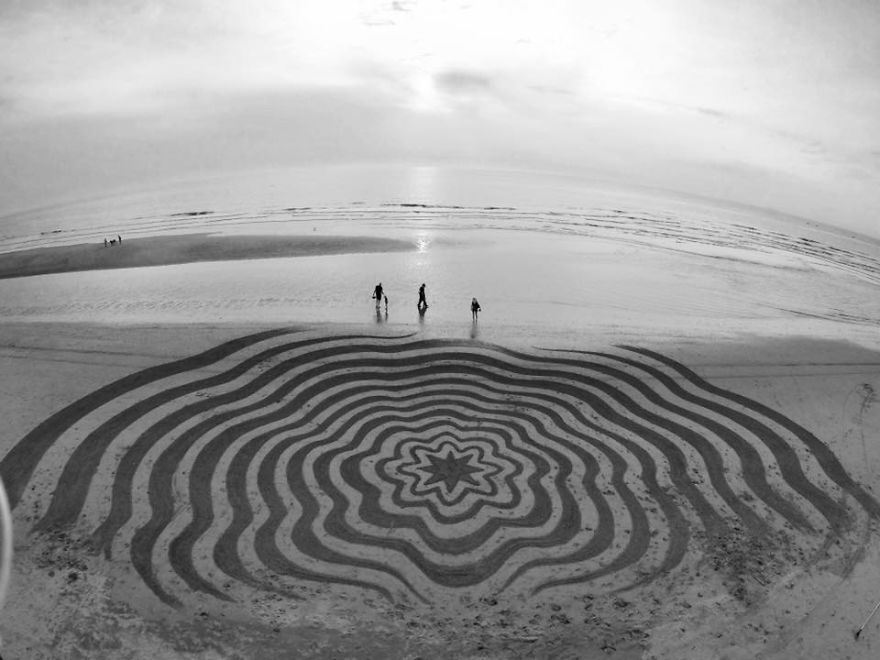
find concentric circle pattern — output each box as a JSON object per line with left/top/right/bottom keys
{"left": 2, "top": 329, "right": 878, "bottom": 606}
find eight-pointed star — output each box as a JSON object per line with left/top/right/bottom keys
{"left": 421, "top": 449, "right": 483, "bottom": 492}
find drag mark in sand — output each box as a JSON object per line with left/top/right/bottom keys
{"left": 2, "top": 331, "right": 877, "bottom": 606}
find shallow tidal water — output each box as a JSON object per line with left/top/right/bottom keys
{"left": 0, "top": 165, "right": 878, "bottom": 347}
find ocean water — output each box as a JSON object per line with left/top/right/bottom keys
{"left": 0, "top": 165, "right": 878, "bottom": 343}
{"left": 4, "top": 164, "right": 866, "bottom": 247}
{"left": 3, "top": 165, "right": 612, "bottom": 243}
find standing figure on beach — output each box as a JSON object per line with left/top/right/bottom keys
{"left": 471, "top": 297, "right": 481, "bottom": 321}
{"left": 103, "top": 238, "right": 108, "bottom": 248}
{"left": 372, "top": 283, "right": 384, "bottom": 308}
{"left": 117, "top": 234, "right": 122, "bottom": 244}
{"left": 417, "top": 283, "right": 428, "bottom": 311}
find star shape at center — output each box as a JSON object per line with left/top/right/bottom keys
{"left": 421, "top": 449, "right": 484, "bottom": 492}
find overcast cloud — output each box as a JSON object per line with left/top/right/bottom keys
{"left": 1, "top": 0, "right": 878, "bottom": 234}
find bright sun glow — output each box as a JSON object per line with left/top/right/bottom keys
{"left": 2, "top": 0, "right": 879, "bottom": 235}
{"left": 577, "top": 4, "right": 684, "bottom": 101}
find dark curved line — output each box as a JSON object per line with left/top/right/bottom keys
{"left": 378, "top": 423, "right": 528, "bottom": 518}
{"left": 1, "top": 327, "right": 298, "bottom": 510}
{"left": 84, "top": 335, "right": 422, "bottom": 552}
{"left": 130, "top": 337, "right": 428, "bottom": 601}
{"left": 241, "top": 382, "right": 637, "bottom": 592}
{"left": 136, "top": 341, "right": 698, "bottom": 601}
{"left": 285, "top": 436, "right": 431, "bottom": 600}
{"left": 158, "top": 350, "right": 687, "bottom": 597}
{"left": 580, "top": 350, "right": 812, "bottom": 530}
{"left": 220, "top": 396, "right": 414, "bottom": 601}
{"left": 85, "top": 334, "right": 419, "bottom": 554}
{"left": 185, "top": 409, "right": 525, "bottom": 596}
{"left": 142, "top": 346, "right": 503, "bottom": 601}
{"left": 199, "top": 338, "right": 844, "bottom": 596}
{"left": 322, "top": 396, "right": 635, "bottom": 593}
{"left": 212, "top": 382, "right": 605, "bottom": 597}
{"left": 254, "top": 436, "right": 400, "bottom": 602}
{"left": 550, "top": 355, "right": 769, "bottom": 533}
{"left": 309, "top": 408, "right": 579, "bottom": 587}
{"left": 622, "top": 346, "right": 880, "bottom": 522}
{"left": 213, "top": 389, "right": 545, "bottom": 596}
{"left": 22, "top": 333, "right": 850, "bottom": 604}
{"left": 44, "top": 331, "right": 412, "bottom": 539}
{"left": 243, "top": 378, "right": 614, "bottom": 536}
{"left": 337, "top": 406, "right": 563, "bottom": 553}
{"left": 119, "top": 353, "right": 506, "bottom": 578}
{"left": 398, "top": 443, "right": 506, "bottom": 506}
{"left": 532, "top": 522, "right": 658, "bottom": 597}
{"left": 469, "top": 341, "right": 864, "bottom": 540}
{"left": 98, "top": 335, "right": 420, "bottom": 603}
{"left": 167, "top": 355, "right": 504, "bottom": 602}
{"left": 247, "top": 395, "right": 565, "bottom": 593}
{"left": 496, "top": 399, "right": 684, "bottom": 594}
{"left": 352, "top": 382, "right": 683, "bottom": 588}
{"left": 450, "top": 354, "right": 726, "bottom": 536}
{"left": 448, "top": 348, "right": 728, "bottom": 536}
{"left": 371, "top": 375, "right": 686, "bottom": 594}
{"left": 180, "top": 342, "right": 872, "bottom": 596}
{"left": 229, "top": 359, "right": 678, "bottom": 597}
{"left": 403, "top": 444, "right": 505, "bottom": 504}
{"left": 35, "top": 336, "right": 690, "bottom": 543}
{"left": 92, "top": 332, "right": 368, "bottom": 554}
{"left": 390, "top": 434, "right": 512, "bottom": 511}
{"left": 202, "top": 343, "right": 728, "bottom": 542}
{"left": 213, "top": 426, "right": 305, "bottom": 602}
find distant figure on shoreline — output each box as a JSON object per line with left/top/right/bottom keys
{"left": 372, "top": 282, "right": 384, "bottom": 308}
{"left": 471, "top": 297, "right": 481, "bottom": 321}
{"left": 384, "top": 294, "right": 389, "bottom": 313}
{"left": 103, "top": 238, "right": 108, "bottom": 247}
{"left": 118, "top": 234, "right": 122, "bottom": 244}
{"left": 418, "top": 283, "right": 428, "bottom": 311}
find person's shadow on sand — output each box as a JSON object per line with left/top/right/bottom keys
{"left": 470, "top": 319, "right": 479, "bottom": 339}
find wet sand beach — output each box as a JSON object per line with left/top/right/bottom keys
{"left": 5, "top": 0, "right": 880, "bottom": 653}
{"left": 1, "top": 203, "right": 880, "bottom": 659}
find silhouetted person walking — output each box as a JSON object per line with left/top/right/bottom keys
{"left": 471, "top": 297, "right": 481, "bottom": 321}
{"left": 372, "top": 283, "right": 384, "bottom": 308}
{"left": 418, "top": 283, "right": 428, "bottom": 311}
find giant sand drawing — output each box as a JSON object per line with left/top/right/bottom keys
{"left": 2, "top": 329, "right": 878, "bottom": 607}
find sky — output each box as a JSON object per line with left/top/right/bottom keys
{"left": 1, "top": 0, "right": 879, "bottom": 235}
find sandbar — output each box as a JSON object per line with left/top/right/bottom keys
{"left": 0, "top": 233, "right": 414, "bottom": 280}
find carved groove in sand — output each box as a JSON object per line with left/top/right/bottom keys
{"left": 2, "top": 330, "right": 877, "bottom": 606}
